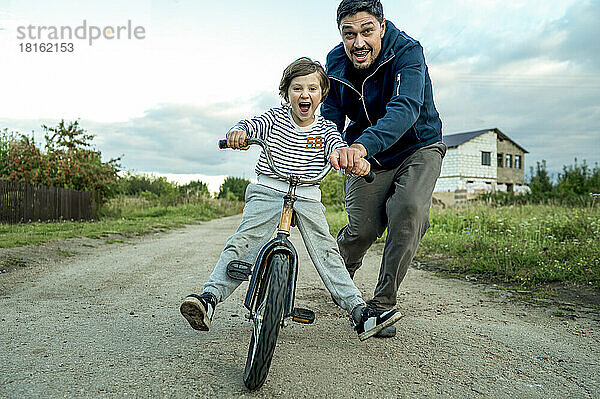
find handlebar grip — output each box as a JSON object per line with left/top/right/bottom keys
{"left": 363, "top": 171, "right": 376, "bottom": 183}
{"left": 219, "top": 138, "right": 249, "bottom": 149}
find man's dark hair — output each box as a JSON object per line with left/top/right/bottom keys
{"left": 336, "top": 0, "right": 384, "bottom": 28}
{"left": 279, "top": 57, "right": 330, "bottom": 102}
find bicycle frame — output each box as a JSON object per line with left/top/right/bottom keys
{"left": 244, "top": 164, "right": 309, "bottom": 321}
{"left": 218, "top": 136, "right": 375, "bottom": 390}
{"left": 219, "top": 137, "right": 332, "bottom": 321}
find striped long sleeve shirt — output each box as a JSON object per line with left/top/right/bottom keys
{"left": 229, "top": 106, "right": 347, "bottom": 189}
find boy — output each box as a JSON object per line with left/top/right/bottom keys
{"left": 180, "top": 57, "right": 402, "bottom": 340}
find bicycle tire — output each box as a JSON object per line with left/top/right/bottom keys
{"left": 243, "top": 252, "right": 289, "bottom": 390}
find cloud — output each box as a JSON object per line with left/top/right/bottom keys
{"left": 0, "top": 92, "right": 280, "bottom": 181}
{"left": 483, "top": 0, "right": 600, "bottom": 72}
{"left": 534, "top": 0, "right": 600, "bottom": 70}
{"left": 91, "top": 93, "right": 280, "bottom": 178}
{"left": 2, "top": 0, "right": 598, "bottom": 182}
{"left": 429, "top": 0, "right": 600, "bottom": 175}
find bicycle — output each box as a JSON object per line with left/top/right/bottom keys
{"left": 218, "top": 137, "right": 374, "bottom": 390}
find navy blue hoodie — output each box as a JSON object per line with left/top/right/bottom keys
{"left": 321, "top": 21, "right": 442, "bottom": 169}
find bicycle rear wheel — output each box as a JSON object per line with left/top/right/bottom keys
{"left": 243, "top": 252, "right": 289, "bottom": 390}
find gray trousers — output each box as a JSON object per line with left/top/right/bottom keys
{"left": 203, "top": 184, "right": 365, "bottom": 314}
{"left": 337, "top": 142, "right": 447, "bottom": 310}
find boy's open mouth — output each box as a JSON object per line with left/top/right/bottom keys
{"left": 299, "top": 102, "right": 311, "bottom": 115}
{"left": 352, "top": 49, "right": 371, "bottom": 63}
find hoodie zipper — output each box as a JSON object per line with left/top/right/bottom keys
{"left": 330, "top": 54, "right": 396, "bottom": 168}
{"left": 360, "top": 54, "right": 396, "bottom": 125}
{"left": 330, "top": 54, "right": 396, "bottom": 125}
{"left": 330, "top": 76, "right": 363, "bottom": 101}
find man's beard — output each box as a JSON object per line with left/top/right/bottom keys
{"left": 352, "top": 59, "right": 374, "bottom": 70}
{"left": 350, "top": 48, "right": 374, "bottom": 70}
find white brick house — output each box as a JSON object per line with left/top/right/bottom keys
{"left": 435, "top": 128, "right": 528, "bottom": 193}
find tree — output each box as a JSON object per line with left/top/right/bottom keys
{"left": 218, "top": 176, "right": 251, "bottom": 201}
{"left": 1, "top": 133, "right": 44, "bottom": 183}
{"left": 43, "top": 120, "right": 95, "bottom": 152}
{"left": 528, "top": 160, "right": 553, "bottom": 196}
{"left": 179, "top": 179, "right": 210, "bottom": 198}
{"left": 0, "top": 120, "right": 120, "bottom": 204}
{"left": 556, "top": 159, "right": 600, "bottom": 196}
{"left": 116, "top": 173, "right": 178, "bottom": 197}
{"left": 0, "top": 129, "right": 14, "bottom": 177}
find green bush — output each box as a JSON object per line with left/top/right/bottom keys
{"left": 218, "top": 176, "right": 251, "bottom": 202}
{"left": 97, "top": 194, "right": 243, "bottom": 220}
{"left": 114, "top": 174, "right": 214, "bottom": 208}
{"left": 0, "top": 129, "right": 14, "bottom": 176}
{"left": 116, "top": 173, "right": 178, "bottom": 197}
{"left": 0, "top": 121, "right": 120, "bottom": 204}
{"left": 556, "top": 159, "right": 600, "bottom": 196}
{"left": 179, "top": 180, "right": 210, "bottom": 198}
{"left": 529, "top": 160, "right": 553, "bottom": 195}
{"left": 320, "top": 170, "right": 346, "bottom": 207}
{"left": 481, "top": 159, "right": 600, "bottom": 206}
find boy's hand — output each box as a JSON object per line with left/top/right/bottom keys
{"left": 330, "top": 144, "right": 367, "bottom": 174}
{"left": 227, "top": 130, "right": 249, "bottom": 150}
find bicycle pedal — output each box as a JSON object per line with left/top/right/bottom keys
{"left": 226, "top": 260, "right": 253, "bottom": 281}
{"left": 291, "top": 307, "right": 315, "bottom": 324}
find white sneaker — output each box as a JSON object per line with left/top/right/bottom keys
{"left": 354, "top": 307, "right": 403, "bottom": 341}
{"left": 180, "top": 293, "right": 216, "bottom": 331}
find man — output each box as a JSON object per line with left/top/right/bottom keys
{"left": 324, "top": 0, "right": 446, "bottom": 337}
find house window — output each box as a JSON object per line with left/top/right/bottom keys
{"left": 506, "top": 154, "right": 513, "bottom": 168}
{"left": 482, "top": 151, "right": 491, "bottom": 166}
{"left": 497, "top": 153, "right": 504, "bottom": 167}
{"left": 515, "top": 155, "right": 522, "bottom": 169}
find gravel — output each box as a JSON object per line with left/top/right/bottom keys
{"left": 1, "top": 215, "right": 598, "bottom": 398}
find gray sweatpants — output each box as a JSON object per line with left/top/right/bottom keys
{"left": 337, "top": 142, "right": 447, "bottom": 311}
{"left": 203, "top": 183, "right": 365, "bottom": 314}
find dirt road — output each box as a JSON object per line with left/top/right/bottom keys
{"left": 1, "top": 215, "right": 599, "bottom": 398}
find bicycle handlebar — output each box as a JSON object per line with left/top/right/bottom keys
{"left": 219, "top": 139, "right": 375, "bottom": 184}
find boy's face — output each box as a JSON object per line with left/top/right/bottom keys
{"left": 339, "top": 11, "right": 386, "bottom": 70}
{"left": 287, "top": 72, "right": 323, "bottom": 127}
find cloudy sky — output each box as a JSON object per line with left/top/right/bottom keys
{"left": 1, "top": 0, "right": 598, "bottom": 190}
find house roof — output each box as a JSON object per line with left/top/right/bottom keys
{"left": 443, "top": 128, "right": 528, "bottom": 153}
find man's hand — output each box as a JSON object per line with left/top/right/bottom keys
{"left": 352, "top": 158, "right": 371, "bottom": 177}
{"left": 330, "top": 143, "right": 368, "bottom": 174}
{"left": 227, "top": 130, "right": 249, "bottom": 150}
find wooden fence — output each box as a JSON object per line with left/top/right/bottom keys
{"left": 0, "top": 180, "right": 93, "bottom": 224}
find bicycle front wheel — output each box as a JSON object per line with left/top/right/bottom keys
{"left": 243, "top": 252, "right": 289, "bottom": 390}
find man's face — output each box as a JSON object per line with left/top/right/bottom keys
{"left": 339, "top": 11, "right": 385, "bottom": 70}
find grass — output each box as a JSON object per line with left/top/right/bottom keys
{"left": 0, "top": 195, "right": 243, "bottom": 248}
{"left": 325, "top": 203, "right": 600, "bottom": 288}
{"left": 4, "top": 194, "right": 599, "bottom": 289}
